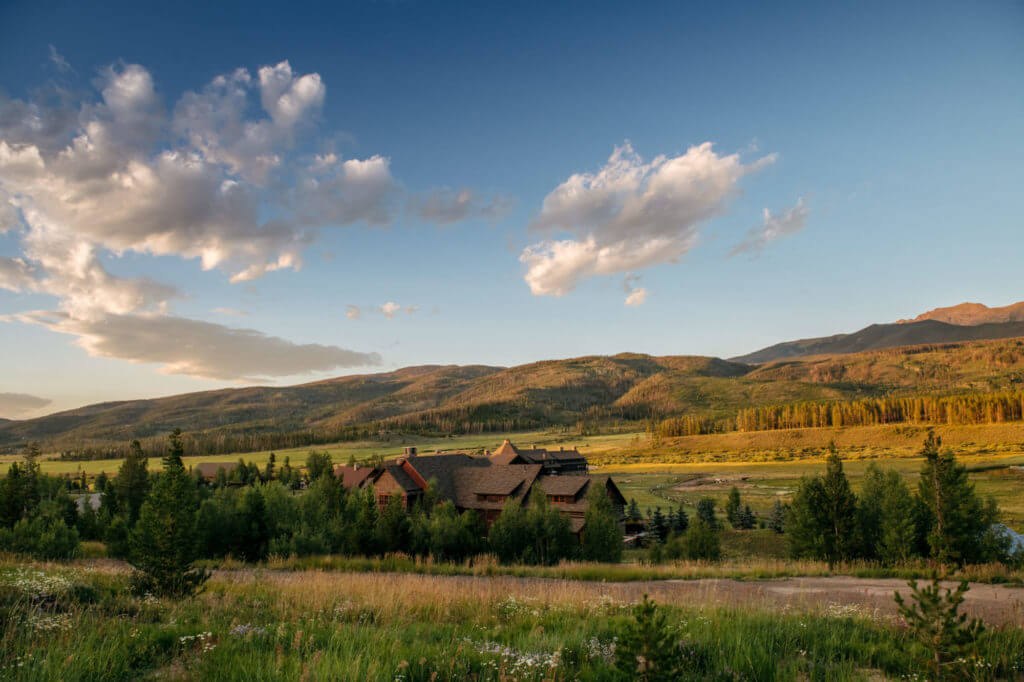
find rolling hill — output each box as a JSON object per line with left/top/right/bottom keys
{"left": 6, "top": 337, "right": 1024, "bottom": 455}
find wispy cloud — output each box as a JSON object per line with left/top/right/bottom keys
{"left": 730, "top": 197, "right": 809, "bottom": 257}
{"left": 47, "top": 45, "right": 71, "bottom": 73}
{"left": 0, "top": 392, "right": 51, "bottom": 418}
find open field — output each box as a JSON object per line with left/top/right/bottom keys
{"left": 601, "top": 451, "right": 1024, "bottom": 528}
{"left": 1, "top": 429, "right": 637, "bottom": 476}
{"left": 3, "top": 560, "right": 1023, "bottom": 680}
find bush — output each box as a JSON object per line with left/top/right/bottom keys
{"left": 5, "top": 510, "right": 80, "bottom": 560}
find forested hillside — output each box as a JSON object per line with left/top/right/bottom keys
{"left": 7, "top": 338, "right": 1024, "bottom": 458}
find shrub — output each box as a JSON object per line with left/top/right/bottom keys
{"left": 614, "top": 594, "right": 682, "bottom": 681}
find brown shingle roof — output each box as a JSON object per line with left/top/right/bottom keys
{"left": 194, "top": 462, "right": 238, "bottom": 478}
{"left": 333, "top": 465, "right": 376, "bottom": 490}
{"left": 490, "top": 440, "right": 585, "bottom": 466}
{"left": 400, "top": 452, "right": 491, "bottom": 501}
{"left": 381, "top": 464, "right": 421, "bottom": 493}
{"left": 452, "top": 465, "right": 542, "bottom": 509}
{"left": 536, "top": 475, "right": 590, "bottom": 497}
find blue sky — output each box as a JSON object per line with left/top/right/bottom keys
{"left": 0, "top": 0, "right": 1022, "bottom": 417}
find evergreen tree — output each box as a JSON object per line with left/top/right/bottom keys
{"left": 787, "top": 475, "right": 828, "bottom": 559}
{"left": 348, "top": 486, "right": 380, "bottom": 556}
{"left": 114, "top": 440, "right": 150, "bottom": 523}
{"left": 234, "top": 486, "right": 271, "bottom": 561}
{"left": 894, "top": 579, "right": 984, "bottom": 680}
{"left": 696, "top": 497, "right": 718, "bottom": 529}
{"left": 378, "top": 494, "right": 411, "bottom": 553}
{"left": 522, "top": 488, "right": 575, "bottom": 565}
{"left": 856, "top": 463, "right": 888, "bottom": 558}
{"left": 129, "top": 433, "right": 207, "bottom": 597}
{"left": 614, "top": 595, "right": 683, "bottom": 681}
{"left": 264, "top": 452, "right": 276, "bottom": 481}
{"left": 821, "top": 446, "right": 858, "bottom": 564}
{"left": 768, "top": 499, "right": 785, "bottom": 534}
{"left": 164, "top": 428, "right": 185, "bottom": 469}
{"left": 917, "top": 432, "right": 1000, "bottom": 564}
{"left": 581, "top": 483, "right": 623, "bottom": 562}
{"left": 650, "top": 506, "right": 669, "bottom": 542}
{"left": 627, "top": 498, "right": 642, "bottom": 522}
{"left": 738, "top": 505, "right": 756, "bottom": 530}
{"left": 725, "top": 486, "right": 742, "bottom": 528}
{"left": 488, "top": 498, "right": 530, "bottom": 563}
{"left": 305, "top": 450, "right": 334, "bottom": 482}
{"left": 672, "top": 506, "right": 689, "bottom": 533}
{"left": 683, "top": 517, "right": 721, "bottom": 561}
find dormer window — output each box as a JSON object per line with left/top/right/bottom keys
{"left": 549, "top": 494, "right": 575, "bottom": 504}
{"left": 477, "top": 493, "right": 506, "bottom": 502}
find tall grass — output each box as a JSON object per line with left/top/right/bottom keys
{"left": 202, "top": 553, "right": 1024, "bottom": 586}
{"left": 2, "top": 560, "right": 1023, "bottom": 680}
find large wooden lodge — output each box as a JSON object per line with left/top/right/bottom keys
{"left": 334, "top": 440, "right": 625, "bottom": 537}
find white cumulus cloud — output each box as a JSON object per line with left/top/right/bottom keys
{"left": 521, "top": 142, "right": 775, "bottom": 297}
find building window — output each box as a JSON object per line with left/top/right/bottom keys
{"left": 477, "top": 494, "right": 506, "bottom": 503}
{"left": 378, "top": 494, "right": 391, "bottom": 506}
{"left": 549, "top": 495, "right": 574, "bottom": 504}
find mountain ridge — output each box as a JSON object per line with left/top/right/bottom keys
{"left": 729, "top": 319, "right": 1024, "bottom": 365}
{"left": 7, "top": 338, "right": 1024, "bottom": 454}
{"left": 896, "top": 301, "right": 1024, "bottom": 325}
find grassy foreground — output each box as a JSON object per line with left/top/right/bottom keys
{"left": 3, "top": 560, "right": 1024, "bottom": 681}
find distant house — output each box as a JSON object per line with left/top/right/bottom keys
{"left": 488, "top": 439, "right": 588, "bottom": 474}
{"left": 335, "top": 443, "right": 625, "bottom": 539}
{"left": 75, "top": 493, "right": 101, "bottom": 513}
{"left": 332, "top": 462, "right": 377, "bottom": 490}
{"left": 193, "top": 461, "right": 239, "bottom": 481}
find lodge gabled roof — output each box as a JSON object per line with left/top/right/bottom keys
{"left": 452, "top": 464, "right": 542, "bottom": 510}
{"left": 194, "top": 462, "right": 238, "bottom": 478}
{"left": 536, "top": 475, "right": 589, "bottom": 497}
{"left": 396, "top": 452, "right": 491, "bottom": 501}
{"left": 333, "top": 464, "right": 377, "bottom": 490}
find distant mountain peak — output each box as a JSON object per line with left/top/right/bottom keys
{"left": 897, "top": 301, "right": 1024, "bottom": 326}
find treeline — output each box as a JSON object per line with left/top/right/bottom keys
{"left": 783, "top": 435, "right": 1015, "bottom": 566}
{"left": 2, "top": 431, "right": 623, "bottom": 596}
{"left": 736, "top": 391, "right": 1024, "bottom": 432}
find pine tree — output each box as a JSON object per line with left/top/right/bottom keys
{"left": 821, "top": 446, "right": 858, "bottom": 564}
{"left": 129, "top": 437, "right": 207, "bottom": 597}
{"left": 673, "top": 506, "right": 689, "bottom": 533}
{"left": 768, "top": 499, "right": 785, "bottom": 534}
{"left": 581, "top": 482, "right": 623, "bottom": 562}
{"left": 696, "top": 497, "right": 717, "bottom": 529}
{"left": 378, "top": 495, "right": 411, "bottom": 553}
{"left": 114, "top": 440, "right": 150, "bottom": 523}
{"left": 163, "top": 428, "right": 185, "bottom": 470}
{"left": 305, "top": 450, "right": 334, "bottom": 482}
{"left": 894, "top": 578, "right": 984, "bottom": 680}
{"left": 614, "top": 595, "right": 683, "bottom": 681}
{"left": 738, "top": 505, "right": 756, "bottom": 530}
{"left": 725, "top": 487, "right": 742, "bottom": 528}
{"left": 650, "top": 507, "right": 669, "bottom": 542}
{"left": 264, "top": 452, "right": 276, "bottom": 481}
{"left": 918, "top": 433, "right": 999, "bottom": 564}
{"left": 787, "top": 475, "right": 828, "bottom": 559}
{"left": 684, "top": 517, "right": 721, "bottom": 561}
{"left": 627, "top": 498, "right": 642, "bottom": 521}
